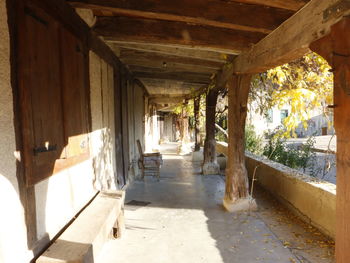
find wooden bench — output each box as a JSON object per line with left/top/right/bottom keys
{"left": 37, "top": 190, "right": 125, "bottom": 263}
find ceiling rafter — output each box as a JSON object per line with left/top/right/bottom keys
{"left": 230, "top": 0, "right": 309, "bottom": 11}
{"left": 94, "top": 17, "right": 267, "bottom": 54}
{"left": 69, "top": 0, "right": 294, "bottom": 33}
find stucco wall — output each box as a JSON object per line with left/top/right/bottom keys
{"left": 35, "top": 161, "right": 96, "bottom": 240}
{"left": 245, "top": 152, "right": 336, "bottom": 239}
{"left": 0, "top": 2, "right": 32, "bottom": 262}
{"left": 216, "top": 142, "right": 336, "bottom": 238}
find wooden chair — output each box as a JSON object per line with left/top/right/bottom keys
{"left": 137, "top": 140, "right": 162, "bottom": 180}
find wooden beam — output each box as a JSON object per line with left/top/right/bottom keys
{"left": 135, "top": 71, "right": 212, "bottom": 84}
{"left": 234, "top": 0, "right": 309, "bottom": 11}
{"left": 125, "top": 62, "right": 218, "bottom": 75}
{"left": 109, "top": 42, "right": 231, "bottom": 62}
{"left": 232, "top": 0, "right": 350, "bottom": 74}
{"left": 129, "top": 65, "right": 214, "bottom": 74}
{"left": 140, "top": 79, "right": 205, "bottom": 90}
{"left": 94, "top": 17, "right": 267, "bottom": 54}
{"left": 119, "top": 49, "right": 223, "bottom": 69}
{"left": 149, "top": 96, "right": 186, "bottom": 104}
{"left": 69, "top": 0, "right": 294, "bottom": 34}
{"left": 141, "top": 80, "right": 202, "bottom": 96}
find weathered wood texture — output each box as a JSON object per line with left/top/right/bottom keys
{"left": 234, "top": 0, "right": 309, "bottom": 11}
{"left": 141, "top": 79, "right": 203, "bottom": 95}
{"left": 94, "top": 17, "right": 267, "bottom": 54}
{"left": 24, "top": 0, "right": 125, "bottom": 70}
{"left": 70, "top": 0, "right": 293, "bottom": 33}
{"left": 135, "top": 71, "right": 212, "bottom": 84}
{"left": 224, "top": 75, "right": 251, "bottom": 202}
{"left": 310, "top": 17, "right": 350, "bottom": 263}
{"left": 113, "top": 68, "right": 126, "bottom": 187}
{"left": 203, "top": 89, "right": 219, "bottom": 165}
{"left": 120, "top": 70, "right": 130, "bottom": 180}
{"left": 19, "top": 2, "right": 93, "bottom": 185}
{"left": 7, "top": 0, "right": 39, "bottom": 248}
{"left": 119, "top": 49, "right": 223, "bottom": 70}
{"left": 232, "top": 0, "right": 350, "bottom": 74}
{"left": 127, "top": 61, "right": 217, "bottom": 74}
{"left": 110, "top": 43, "right": 230, "bottom": 63}
{"left": 149, "top": 96, "right": 185, "bottom": 104}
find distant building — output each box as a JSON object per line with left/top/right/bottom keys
{"left": 247, "top": 102, "right": 334, "bottom": 138}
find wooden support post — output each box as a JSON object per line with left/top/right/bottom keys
{"left": 202, "top": 88, "right": 220, "bottom": 175}
{"left": 223, "top": 74, "right": 257, "bottom": 212}
{"left": 194, "top": 96, "right": 201, "bottom": 152}
{"left": 178, "top": 101, "right": 191, "bottom": 155}
{"left": 310, "top": 17, "right": 350, "bottom": 263}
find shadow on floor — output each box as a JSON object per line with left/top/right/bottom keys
{"left": 97, "top": 148, "right": 335, "bottom": 263}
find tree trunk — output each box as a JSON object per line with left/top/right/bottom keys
{"left": 203, "top": 88, "right": 220, "bottom": 175}
{"left": 194, "top": 96, "right": 201, "bottom": 151}
{"left": 224, "top": 74, "right": 254, "bottom": 212}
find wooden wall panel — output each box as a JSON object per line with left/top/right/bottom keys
{"left": 18, "top": 1, "right": 90, "bottom": 185}
{"left": 18, "top": 3, "right": 66, "bottom": 185}
{"left": 60, "top": 27, "right": 89, "bottom": 158}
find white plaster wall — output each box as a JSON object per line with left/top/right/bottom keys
{"left": 0, "top": 2, "right": 33, "bottom": 262}
{"left": 35, "top": 161, "right": 96, "bottom": 240}
{"left": 247, "top": 104, "right": 286, "bottom": 136}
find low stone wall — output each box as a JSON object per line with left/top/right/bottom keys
{"left": 216, "top": 142, "right": 336, "bottom": 239}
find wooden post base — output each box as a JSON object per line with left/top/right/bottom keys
{"left": 223, "top": 197, "right": 257, "bottom": 213}
{"left": 202, "top": 161, "right": 220, "bottom": 175}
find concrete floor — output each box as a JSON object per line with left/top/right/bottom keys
{"left": 98, "top": 143, "right": 334, "bottom": 263}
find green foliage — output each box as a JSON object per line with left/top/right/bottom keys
{"left": 172, "top": 100, "right": 194, "bottom": 116}
{"left": 263, "top": 133, "right": 316, "bottom": 173}
{"left": 215, "top": 132, "right": 227, "bottom": 143}
{"left": 245, "top": 125, "right": 264, "bottom": 155}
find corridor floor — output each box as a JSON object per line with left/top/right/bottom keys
{"left": 98, "top": 144, "right": 335, "bottom": 263}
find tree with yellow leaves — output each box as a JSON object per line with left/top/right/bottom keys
{"left": 249, "top": 52, "right": 333, "bottom": 138}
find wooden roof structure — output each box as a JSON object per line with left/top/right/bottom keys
{"left": 68, "top": 0, "right": 349, "bottom": 107}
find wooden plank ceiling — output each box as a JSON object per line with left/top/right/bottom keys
{"left": 68, "top": 0, "right": 310, "bottom": 106}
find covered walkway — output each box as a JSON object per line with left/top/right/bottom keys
{"left": 98, "top": 144, "right": 334, "bottom": 263}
